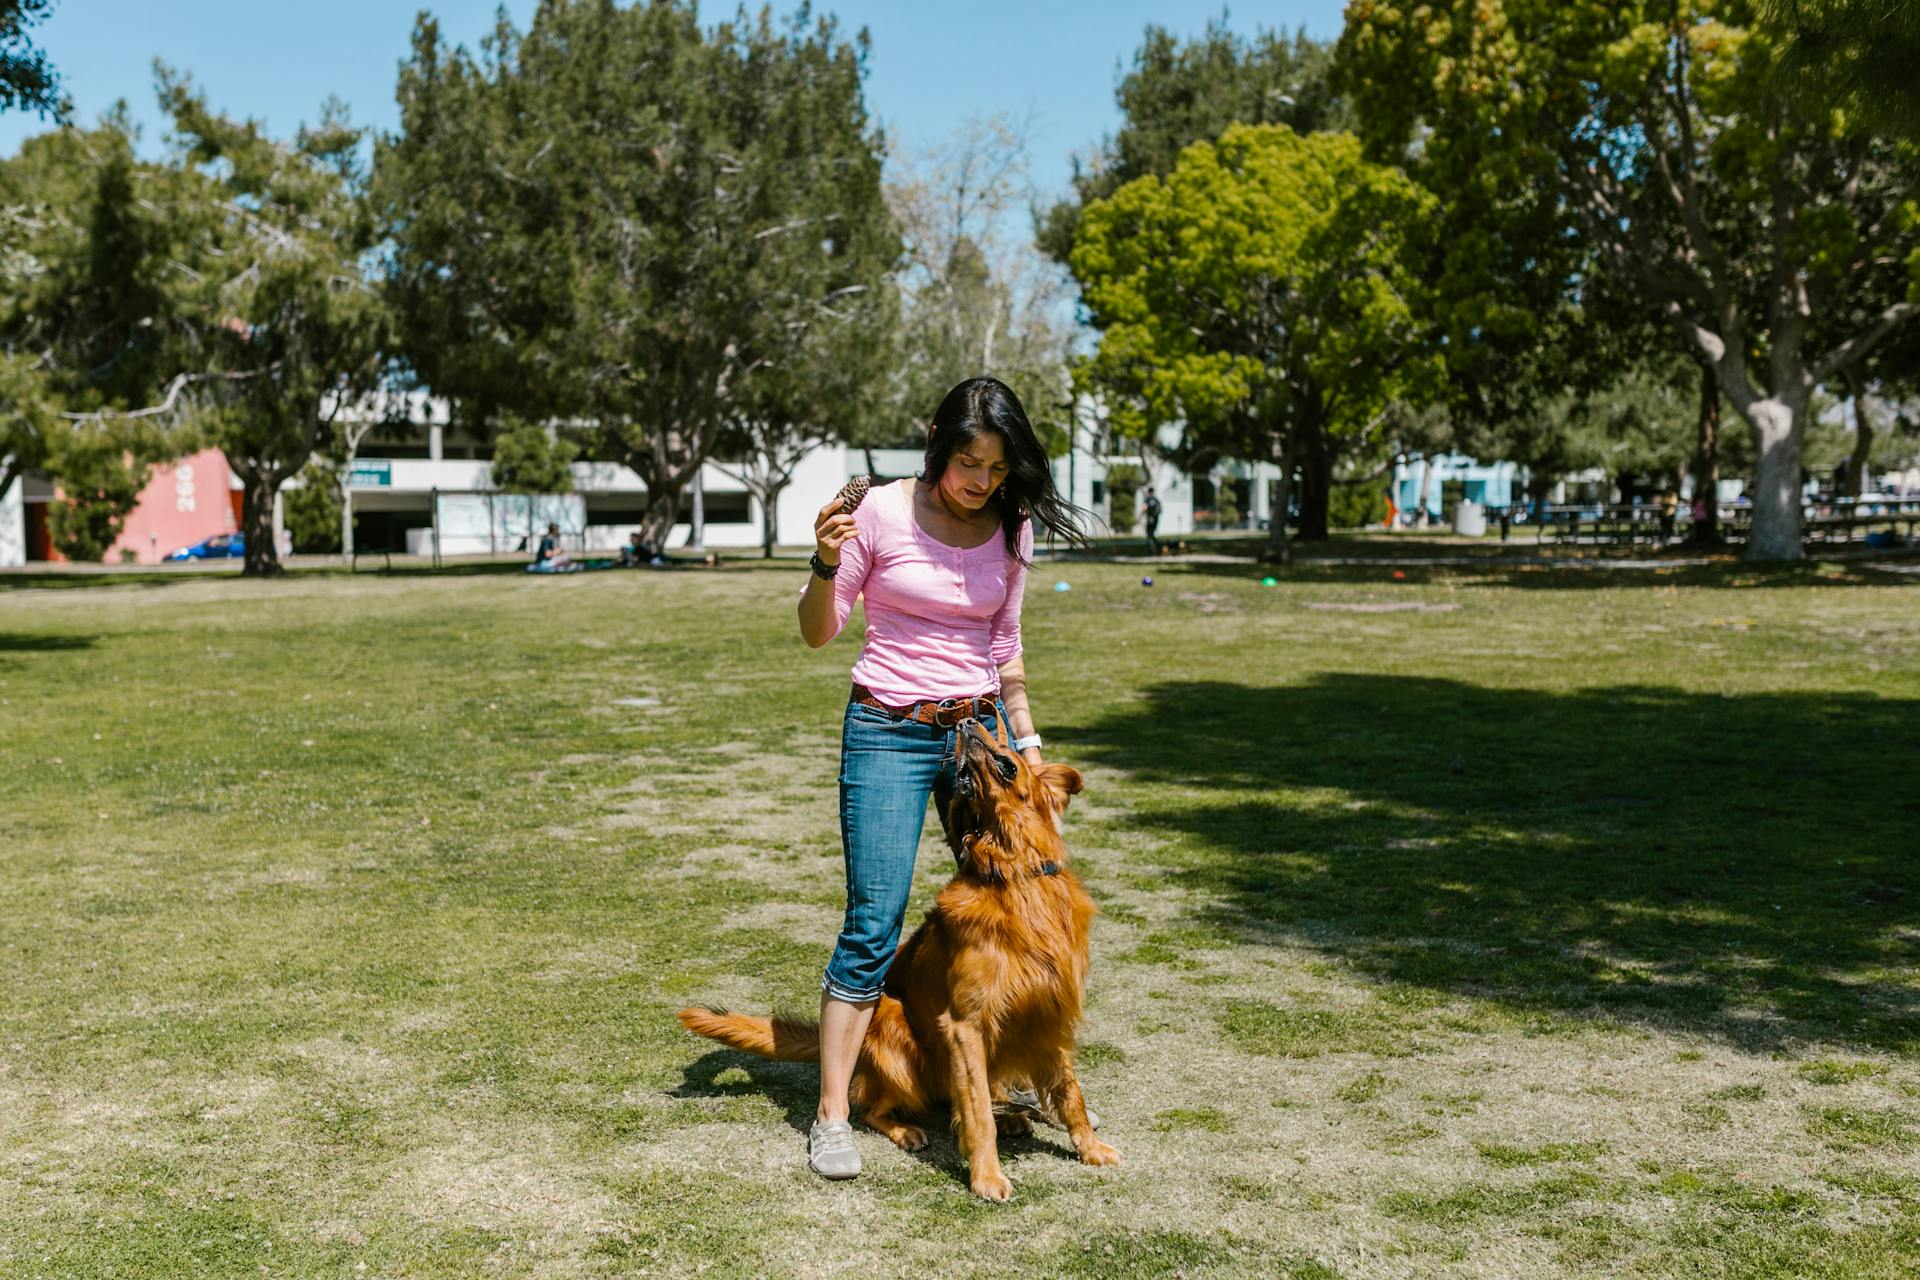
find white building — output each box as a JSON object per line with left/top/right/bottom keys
{"left": 1, "top": 395, "right": 1291, "bottom": 566}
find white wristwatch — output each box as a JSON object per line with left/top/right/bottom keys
{"left": 1011, "top": 733, "right": 1043, "bottom": 752}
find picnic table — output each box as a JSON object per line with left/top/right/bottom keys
{"left": 1530, "top": 498, "right": 1918, "bottom": 549}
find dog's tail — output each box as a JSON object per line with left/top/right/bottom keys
{"left": 676, "top": 1006, "right": 821, "bottom": 1062}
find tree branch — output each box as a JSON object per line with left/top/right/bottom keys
{"left": 60, "top": 367, "right": 278, "bottom": 427}
{"left": 1813, "top": 300, "right": 1920, "bottom": 384}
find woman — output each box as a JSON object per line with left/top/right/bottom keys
{"left": 795, "top": 376, "right": 1091, "bottom": 1180}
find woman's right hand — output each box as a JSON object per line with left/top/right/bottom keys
{"left": 814, "top": 499, "right": 856, "bottom": 565}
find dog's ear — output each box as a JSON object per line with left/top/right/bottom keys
{"left": 1036, "top": 763, "right": 1084, "bottom": 814}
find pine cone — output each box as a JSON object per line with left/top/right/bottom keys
{"left": 835, "top": 474, "right": 872, "bottom": 515}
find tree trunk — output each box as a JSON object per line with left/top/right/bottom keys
{"left": 1261, "top": 429, "right": 1297, "bottom": 564}
{"left": 1527, "top": 470, "right": 1554, "bottom": 513}
{"left": 341, "top": 439, "right": 361, "bottom": 561}
{"left": 759, "top": 479, "right": 786, "bottom": 558}
{"left": 1687, "top": 360, "right": 1721, "bottom": 544}
{"left": 639, "top": 488, "right": 683, "bottom": 558}
{"left": 689, "top": 469, "right": 705, "bottom": 549}
{"left": 1296, "top": 421, "right": 1331, "bottom": 541}
{"left": 235, "top": 460, "right": 285, "bottom": 577}
{"left": 1738, "top": 396, "right": 1807, "bottom": 561}
{"left": 1842, "top": 370, "right": 1874, "bottom": 500}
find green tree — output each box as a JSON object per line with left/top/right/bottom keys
{"left": 0, "top": 1, "right": 59, "bottom": 117}
{"left": 0, "top": 118, "right": 196, "bottom": 546}
{"left": 1039, "top": 19, "right": 1357, "bottom": 528}
{"left": 1069, "top": 124, "right": 1439, "bottom": 563}
{"left": 150, "top": 70, "right": 386, "bottom": 576}
{"left": 43, "top": 427, "right": 144, "bottom": 560}
{"left": 283, "top": 464, "right": 343, "bottom": 554}
{"left": 1104, "top": 462, "right": 1141, "bottom": 536}
{"left": 1764, "top": 0, "right": 1920, "bottom": 135}
{"left": 715, "top": 279, "right": 894, "bottom": 557}
{"left": 489, "top": 416, "right": 578, "bottom": 550}
{"left": 1039, "top": 19, "right": 1347, "bottom": 264}
{"left": 380, "top": 1, "right": 896, "bottom": 554}
{"left": 1339, "top": 1, "right": 1920, "bottom": 561}
{"left": 0, "top": 351, "right": 52, "bottom": 505}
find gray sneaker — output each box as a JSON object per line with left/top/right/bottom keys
{"left": 808, "top": 1119, "right": 861, "bottom": 1179}
{"left": 1004, "top": 1086, "right": 1100, "bottom": 1131}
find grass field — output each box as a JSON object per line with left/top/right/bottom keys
{"left": 3, "top": 549, "right": 1918, "bottom": 1278}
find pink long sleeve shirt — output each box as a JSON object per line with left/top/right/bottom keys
{"left": 804, "top": 478, "right": 1034, "bottom": 704}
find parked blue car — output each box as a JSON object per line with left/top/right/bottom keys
{"left": 165, "top": 533, "right": 244, "bottom": 561}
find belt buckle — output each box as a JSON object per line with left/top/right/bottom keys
{"left": 933, "top": 696, "right": 963, "bottom": 727}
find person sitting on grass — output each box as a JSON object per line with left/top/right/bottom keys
{"left": 620, "top": 530, "right": 652, "bottom": 567}
{"left": 531, "top": 522, "right": 576, "bottom": 572}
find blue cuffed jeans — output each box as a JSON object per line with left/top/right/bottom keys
{"left": 820, "top": 694, "right": 1009, "bottom": 1003}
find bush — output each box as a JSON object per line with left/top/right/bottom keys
{"left": 285, "top": 467, "right": 344, "bottom": 554}
{"left": 1329, "top": 485, "right": 1389, "bottom": 529}
{"left": 1218, "top": 478, "right": 1247, "bottom": 528}
{"left": 48, "top": 436, "right": 147, "bottom": 562}
{"left": 1106, "top": 463, "right": 1142, "bottom": 535}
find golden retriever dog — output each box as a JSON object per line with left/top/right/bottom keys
{"left": 677, "top": 716, "right": 1120, "bottom": 1200}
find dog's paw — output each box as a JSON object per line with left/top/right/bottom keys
{"left": 1079, "top": 1140, "right": 1123, "bottom": 1167}
{"left": 970, "top": 1171, "right": 1014, "bottom": 1201}
{"left": 995, "top": 1111, "right": 1033, "bottom": 1138}
{"left": 888, "top": 1125, "right": 928, "bottom": 1152}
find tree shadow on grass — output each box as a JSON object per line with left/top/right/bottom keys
{"left": 0, "top": 632, "right": 95, "bottom": 651}
{"left": 1070, "top": 676, "right": 1920, "bottom": 1053}
{"left": 1165, "top": 554, "right": 1920, "bottom": 592}
{"left": 0, "top": 561, "right": 536, "bottom": 591}
{"left": 672, "top": 1047, "right": 818, "bottom": 1134}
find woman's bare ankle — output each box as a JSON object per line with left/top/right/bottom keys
{"left": 816, "top": 1104, "right": 851, "bottom": 1125}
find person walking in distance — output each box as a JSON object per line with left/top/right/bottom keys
{"left": 1142, "top": 485, "right": 1162, "bottom": 556}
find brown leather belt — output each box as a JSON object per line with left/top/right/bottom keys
{"left": 850, "top": 683, "right": 998, "bottom": 727}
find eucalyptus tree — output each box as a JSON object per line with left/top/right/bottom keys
{"left": 380, "top": 0, "right": 896, "bottom": 553}
{"left": 884, "top": 114, "right": 1075, "bottom": 455}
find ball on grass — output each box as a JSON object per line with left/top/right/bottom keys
{"left": 1261, "top": 576, "right": 1278, "bottom": 587}
{"left": 1054, "top": 581, "right": 1072, "bottom": 592}
{"left": 1141, "top": 576, "right": 1153, "bottom": 587}
{"left": 1392, "top": 570, "right": 1407, "bottom": 581}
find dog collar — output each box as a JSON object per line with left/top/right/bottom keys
{"left": 959, "top": 853, "right": 1062, "bottom": 884}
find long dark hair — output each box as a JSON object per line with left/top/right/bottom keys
{"left": 920, "top": 377, "right": 1092, "bottom": 563}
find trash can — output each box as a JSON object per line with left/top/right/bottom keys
{"left": 1452, "top": 500, "right": 1486, "bottom": 537}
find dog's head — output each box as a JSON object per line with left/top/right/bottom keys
{"left": 945, "top": 717, "right": 1084, "bottom": 878}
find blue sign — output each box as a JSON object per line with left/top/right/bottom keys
{"left": 347, "top": 460, "right": 391, "bottom": 488}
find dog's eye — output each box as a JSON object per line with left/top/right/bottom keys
{"left": 992, "top": 756, "right": 1018, "bottom": 782}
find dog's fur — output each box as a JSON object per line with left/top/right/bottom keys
{"left": 677, "top": 717, "right": 1119, "bottom": 1200}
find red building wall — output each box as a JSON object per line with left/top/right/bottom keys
{"left": 104, "top": 449, "right": 240, "bottom": 564}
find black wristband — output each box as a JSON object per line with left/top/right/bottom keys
{"left": 809, "top": 552, "right": 839, "bottom": 580}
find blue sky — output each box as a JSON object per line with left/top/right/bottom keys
{"left": 14, "top": 0, "right": 1348, "bottom": 198}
